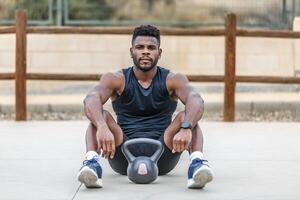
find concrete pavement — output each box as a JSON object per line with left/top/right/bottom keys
{"left": 0, "top": 121, "right": 300, "bottom": 200}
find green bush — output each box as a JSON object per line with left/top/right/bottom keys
{"left": 68, "top": 0, "right": 114, "bottom": 20}
{"left": 8, "top": 0, "right": 50, "bottom": 20}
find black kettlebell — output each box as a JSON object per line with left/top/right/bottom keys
{"left": 121, "top": 138, "right": 164, "bottom": 184}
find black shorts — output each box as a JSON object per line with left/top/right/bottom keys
{"left": 108, "top": 135, "right": 182, "bottom": 176}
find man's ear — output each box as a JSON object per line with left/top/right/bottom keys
{"left": 158, "top": 48, "right": 162, "bottom": 59}
{"left": 130, "top": 47, "right": 133, "bottom": 58}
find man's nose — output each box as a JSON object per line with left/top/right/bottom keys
{"left": 141, "top": 48, "right": 150, "bottom": 54}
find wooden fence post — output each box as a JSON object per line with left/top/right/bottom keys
{"left": 224, "top": 13, "right": 236, "bottom": 122}
{"left": 15, "top": 10, "right": 27, "bottom": 121}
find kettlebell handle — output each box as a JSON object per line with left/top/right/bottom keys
{"left": 121, "top": 138, "right": 164, "bottom": 163}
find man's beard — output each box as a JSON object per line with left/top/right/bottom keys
{"left": 133, "top": 57, "right": 159, "bottom": 72}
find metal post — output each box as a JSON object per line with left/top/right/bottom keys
{"left": 56, "top": 0, "right": 62, "bottom": 26}
{"left": 282, "top": 0, "right": 288, "bottom": 29}
{"left": 63, "top": 0, "right": 69, "bottom": 25}
{"left": 291, "top": 0, "right": 296, "bottom": 29}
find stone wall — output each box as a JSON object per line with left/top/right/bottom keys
{"left": 0, "top": 33, "right": 298, "bottom": 76}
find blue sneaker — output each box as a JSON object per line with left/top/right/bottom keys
{"left": 77, "top": 157, "right": 103, "bottom": 188}
{"left": 187, "top": 158, "right": 214, "bottom": 189}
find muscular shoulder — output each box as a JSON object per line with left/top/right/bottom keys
{"left": 166, "top": 72, "right": 189, "bottom": 91}
{"left": 100, "top": 70, "right": 125, "bottom": 95}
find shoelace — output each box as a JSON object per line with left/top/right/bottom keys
{"left": 83, "top": 157, "right": 99, "bottom": 166}
{"left": 191, "top": 159, "right": 209, "bottom": 167}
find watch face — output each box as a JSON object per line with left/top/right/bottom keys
{"left": 181, "top": 122, "right": 192, "bottom": 129}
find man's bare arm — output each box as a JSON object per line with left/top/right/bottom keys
{"left": 83, "top": 71, "right": 123, "bottom": 159}
{"left": 168, "top": 73, "right": 204, "bottom": 128}
{"left": 83, "top": 72, "right": 121, "bottom": 127}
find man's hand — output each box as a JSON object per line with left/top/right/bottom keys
{"left": 172, "top": 129, "right": 192, "bottom": 153}
{"left": 96, "top": 124, "right": 116, "bottom": 159}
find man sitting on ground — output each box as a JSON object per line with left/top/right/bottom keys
{"left": 77, "top": 25, "right": 214, "bottom": 189}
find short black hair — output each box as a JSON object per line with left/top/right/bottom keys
{"left": 132, "top": 25, "right": 160, "bottom": 46}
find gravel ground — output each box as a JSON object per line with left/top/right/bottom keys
{"left": 1, "top": 110, "right": 300, "bottom": 121}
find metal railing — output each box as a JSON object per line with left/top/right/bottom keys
{"left": 1, "top": 10, "right": 300, "bottom": 121}
{"left": 0, "top": 0, "right": 298, "bottom": 29}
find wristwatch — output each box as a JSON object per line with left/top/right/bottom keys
{"left": 181, "top": 121, "right": 192, "bottom": 129}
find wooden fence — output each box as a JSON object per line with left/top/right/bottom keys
{"left": 1, "top": 9, "right": 300, "bottom": 121}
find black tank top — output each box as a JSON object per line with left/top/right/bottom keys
{"left": 112, "top": 66, "right": 177, "bottom": 139}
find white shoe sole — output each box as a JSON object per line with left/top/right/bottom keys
{"left": 77, "top": 166, "right": 103, "bottom": 188}
{"left": 187, "top": 165, "right": 213, "bottom": 189}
